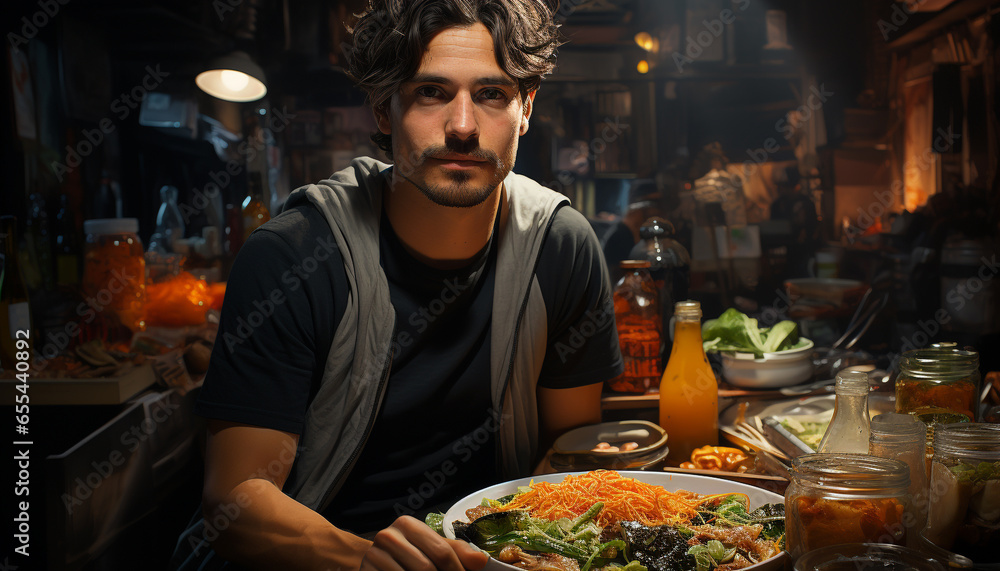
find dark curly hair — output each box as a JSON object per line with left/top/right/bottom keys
{"left": 345, "top": 0, "right": 561, "bottom": 157}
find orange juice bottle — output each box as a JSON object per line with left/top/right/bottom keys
{"left": 659, "top": 300, "right": 718, "bottom": 463}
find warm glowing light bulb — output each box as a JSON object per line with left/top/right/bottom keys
{"left": 220, "top": 70, "right": 250, "bottom": 92}
{"left": 635, "top": 32, "right": 653, "bottom": 51}
{"left": 637, "top": 60, "right": 650, "bottom": 74}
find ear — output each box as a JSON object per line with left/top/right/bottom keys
{"left": 519, "top": 90, "right": 536, "bottom": 136}
{"left": 373, "top": 103, "right": 392, "bottom": 135}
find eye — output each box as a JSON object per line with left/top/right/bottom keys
{"left": 479, "top": 88, "right": 509, "bottom": 102}
{"left": 415, "top": 85, "right": 444, "bottom": 99}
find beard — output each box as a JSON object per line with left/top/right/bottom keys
{"left": 401, "top": 141, "right": 510, "bottom": 208}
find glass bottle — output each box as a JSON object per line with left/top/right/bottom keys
{"left": 94, "top": 170, "right": 122, "bottom": 219}
{"left": 923, "top": 423, "right": 1000, "bottom": 564}
{"left": 150, "top": 185, "right": 186, "bottom": 254}
{"left": 659, "top": 300, "right": 718, "bottom": 463}
{"left": 606, "top": 260, "right": 661, "bottom": 394}
{"left": 242, "top": 171, "right": 271, "bottom": 241}
{"left": 870, "top": 412, "right": 929, "bottom": 535}
{"left": 0, "top": 216, "right": 32, "bottom": 372}
{"left": 785, "top": 453, "right": 911, "bottom": 560}
{"left": 817, "top": 370, "right": 871, "bottom": 454}
{"left": 628, "top": 217, "right": 691, "bottom": 367}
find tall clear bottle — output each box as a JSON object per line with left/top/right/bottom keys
{"left": 817, "top": 370, "right": 871, "bottom": 453}
{"left": 659, "top": 300, "right": 718, "bottom": 463}
{"left": 1, "top": 216, "right": 32, "bottom": 372}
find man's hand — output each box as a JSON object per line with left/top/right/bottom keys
{"left": 362, "top": 516, "right": 489, "bottom": 571}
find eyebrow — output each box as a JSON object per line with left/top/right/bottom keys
{"left": 407, "top": 73, "right": 517, "bottom": 89}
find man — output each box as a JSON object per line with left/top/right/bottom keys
{"left": 183, "top": 1, "right": 622, "bottom": 570}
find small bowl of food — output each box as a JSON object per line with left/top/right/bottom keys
{"left": 703, "top": 308, "right": 816, "bottom": 388}
{"left": 720, "top": 338, "right": 816, "bottom": 388}
{"left": 552, "top": 420, "right": 668, "bottom": 463}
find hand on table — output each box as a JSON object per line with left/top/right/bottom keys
{"left": 361, "top": 515, "right": 489, "bottom": 571}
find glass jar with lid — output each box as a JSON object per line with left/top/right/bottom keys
{"left": 895, "top": 347, "right": 981, "bottom": 423}
{"left": 869, "top": 413, "right": 929, "bottom": 532}
{"left": 607, "top": 260, "right": 661, "bottom": 394}
{"left": 82, "top": 218, "right": 147, "bottom": 337}
{"left": 785, "top": 453, "right": 911, "bottom": 560}
{"left": 923, "top": 423, "right": 1000, "bottom": 564}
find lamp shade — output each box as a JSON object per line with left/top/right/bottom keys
{"left": 195, "top": 51, "right": 267, "bottom": 102}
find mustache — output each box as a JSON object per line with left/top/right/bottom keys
{"left": 418, "top": 142, "right": 500, "bottom": 165}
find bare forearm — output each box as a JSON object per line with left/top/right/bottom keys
{"left": 206, "top": 478, "right": 372, "bottom": 571}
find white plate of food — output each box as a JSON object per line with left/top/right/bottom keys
{"left": 444, "top": 470, "right": 788, "bottom": 571}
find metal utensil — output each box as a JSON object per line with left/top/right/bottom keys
{"left": 779, "top": 377, "right": 836, "bottom": 396}
{"left": 762, "top": 417, "right": 815, "bottom": 458}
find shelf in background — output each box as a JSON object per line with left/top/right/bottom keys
{"left": 887, "top": 0, "right": 998, "bottom": 51}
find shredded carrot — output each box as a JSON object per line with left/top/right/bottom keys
{"left": 498, "top": 470, "right": 738, "bottom": 527}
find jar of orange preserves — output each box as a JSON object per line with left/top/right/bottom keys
{"left": 896, "top": 347, "right": 981, "bottom": 423}
{"left": 82, "top": 218, "right": 147, "bottom": 336}
{"left": 785, "top": 454, "right": 911, "bottom": 560}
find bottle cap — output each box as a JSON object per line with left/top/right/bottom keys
{"left": 84, "top": 218, "right": 139, "bottom": 236}
{"left": 674, "top": 300, "right": 701, "bottom": 318}
{"left": 835, "top": 369, "right": 870, "bottom": 395}
{"left": 620, "top": 260, "right": 651, "bottom": 269}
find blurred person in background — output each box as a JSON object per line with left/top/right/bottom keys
{"left": 769, "top": 166, "right": 820, "bottom": 277}
{"left": 595, "top": 180, "right": 664, "bottom": 283}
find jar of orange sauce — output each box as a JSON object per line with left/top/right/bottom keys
{"left": 82, "top": 218, "right": 147, "bottom": 336}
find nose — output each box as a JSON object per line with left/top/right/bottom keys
{"left": 445, "top": 91, "right": 478, "bottom": 142}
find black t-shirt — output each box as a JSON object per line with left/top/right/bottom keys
{"left": 196, "top": 197, "right": 622, "bottom": 532}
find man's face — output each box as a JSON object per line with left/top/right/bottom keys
{"left": 376, "top": 23, "right": 534, "bottom": 208}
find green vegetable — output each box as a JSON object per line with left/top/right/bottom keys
{"left": 425, "top": 512, "right": 445, "bottom": 536}
{"left": 709, "top": 495, "right": 750, "bottom": 526}
{"left": 950, "top": 461, "right": 1000, "bottom": 484}
{"left": 687, "top": 540, "right": 735, "bottom": 571}
{"left": 461, "top": 511, "right": 526, "bottom": 545}
{"left": 762, "top": 320, "right": 798, "bottom": 353}
{"left": 778, "top": 416, "right": 827, "bottom": 451}
{"left": 483, "top": 531, "right": 591, "bottom": 560}
{"left": 702, "top": 308, "right": 802, "bottom": 357}
{"left": 581, "top": 539, "right": 626, "bottom": 571}
{"left": 570, "top": 502, "right": 604, "bottom": 532}
{"left": 749, "top": 503, "right": 785, "bottom": 546}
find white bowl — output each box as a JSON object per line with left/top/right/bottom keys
{"left": 444, "top": 471, "right": 788, "bottom": 571}
{"left": 721, "top": 338, "right": 815, "bottom": 388}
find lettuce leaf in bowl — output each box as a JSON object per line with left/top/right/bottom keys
{"left": 702, "top": 308, "right": 800, "bottom": 357}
